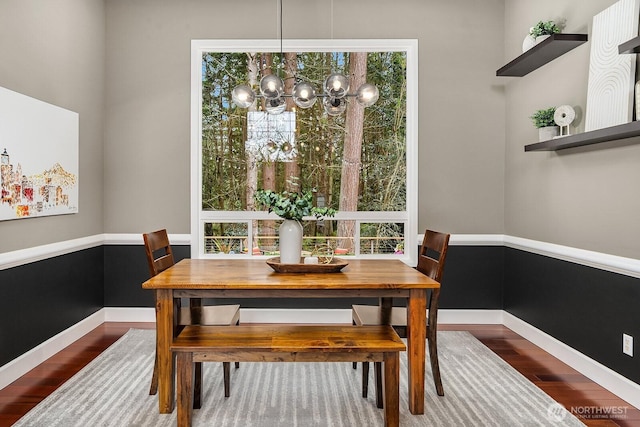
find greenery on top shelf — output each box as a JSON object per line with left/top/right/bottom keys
{"left": 530, "top": 107, "right": 557, "bottom": 128}
{"left": 529, "top": 20, "right": 561, "bottom": 38}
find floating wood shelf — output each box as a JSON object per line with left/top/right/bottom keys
{"left": 524, "top": 121, "right": 640, "bottom": 151}
{"left": 619, "top": 36, "right": 640, "bottom": 54}
{"left": 497, "top": 34, "right": 588, "bottom": 77}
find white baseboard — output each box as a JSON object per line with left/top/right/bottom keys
{"left": 438, "top": 309, "right": 503, "bottom": 324}
{"left": 102, "top": 307, "right": 356, "bottom": 324}
{"left": 0, "top": 310, "right": 105, "bottom": 390}
{"left": 2, "top": 308, "right": 638, "bottom": 411}
{"left": 239, "top": 308, "right": 352, "bottom": 324}
{"left": 104, "top": 307, "right": 156, "bottom": 322}
{"left": 101, "top": 307, "right": 504, "bottom": 325}
{"left": 503, "top": 312, "right": 640, "bottom": 410}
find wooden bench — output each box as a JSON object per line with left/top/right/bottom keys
{"left": 171, "top": 324, "right": 406, "bottom": 427}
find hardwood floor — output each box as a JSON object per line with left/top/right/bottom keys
{"left": 0, "top": 323, "right": 638, "bottom": 426}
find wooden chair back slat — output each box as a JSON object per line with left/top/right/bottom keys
{"left": 143, "top": 229, "right": 175, "bottom": 277}
{"left": 417, "top": 229, "right": 450, "bottom": 282}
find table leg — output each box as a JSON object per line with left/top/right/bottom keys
{"left": 156, "top": 289, "right": 175, "bottom": 413}
{"left": 407, "top": 288, "right": 426, "bottom": 414}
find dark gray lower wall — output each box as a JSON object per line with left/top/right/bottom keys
{"left": 438, "top": 246, "right": 504, "bottom": 309}
{"left": 504, "top": 247, "right": 640, "bottom": 385}
{"left": 0, "top": 246, "right": 104, "bottom": 366}
{"left": 103, "top": 244, "right": 190, "bottom": 307}
{"left": 103, "top": 245, "right": 505, "bottom": 310}
{"left": 3, "top": 243, "right": 639, "bottom": 389}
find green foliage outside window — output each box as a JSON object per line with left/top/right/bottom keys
{"left": 200, "top": 51, "right": 407, "bottom": 213}
{"left": 200, "top": 49, "right": 408, "bottom": 249}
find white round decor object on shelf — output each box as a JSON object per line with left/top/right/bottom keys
{"left": 554, "top": 105, "right": 575, "bottom": 126}
{"left": 554, "top": 105, "right": 576, "bottom": 137}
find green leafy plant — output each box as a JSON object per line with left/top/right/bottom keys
{"left": 530, "top": 107, "right": 557, "bottom": 128}
{"left": 529, "top": 20, "right": 561, "bottom": 38}
{"left": 255, "top": 189, "right": 336, "bottom": 221}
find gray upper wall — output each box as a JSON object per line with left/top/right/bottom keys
{"left": 2, "top": 0, "right": 638, "bottom": 261}
{"left": 102, "top": 0, "right": 506, "bottom": 236}
{"left": 504, "top": 0, "right": 640, "bottom": 259}
{"left": 0, "top": 0, "right": 105, "bottom": 253}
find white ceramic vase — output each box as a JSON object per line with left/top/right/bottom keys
{"left": 538, "top": 126, "right": 559, "bottom": 142}
{"left": 279, "top": 219, "right": 303, "bottom": 264}
{"left": 522, "top": 35, "right": 536, "bottom": 52}
{"left": 523, "top": 34, "right": 552, "bottom": 52}
{"left": 535, "top": 34, "right": 551, "bottom": 45}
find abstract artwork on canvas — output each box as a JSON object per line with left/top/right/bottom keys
{"left": 0, "top": 86, "right": 79, "bottom": 220}
{"left": 585, "top": 0, "right": 640, "bottom": 131}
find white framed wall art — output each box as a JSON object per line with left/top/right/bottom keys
{"left": 0, "top": 86, "right": 79, "bottom": 221}
{"left": 585, "top": 0, "right": 640, "bottom": 131}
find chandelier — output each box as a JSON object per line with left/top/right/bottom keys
{"left": 231, "top": 1, "right": 379, "bottom": 116}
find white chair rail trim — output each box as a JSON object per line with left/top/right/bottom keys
{"left": 504, "top": 235, "right": 640, "bottom": 279}
{"left": 2, "top": 234, "right": 640, "bottom": 279}
{"left": 0, "top": 234, "right": 104, "bottom": 271}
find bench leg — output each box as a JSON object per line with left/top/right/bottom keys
{"left": 193, "top": 362, "right": 202, "bottom": 409}
{"left": 176, "top": 352, "right": 194, "bottom": 427}
{"left": 383, "top": 353, "right": 400, "bottom": 427}
{"left": 223, "top": 362, "right": 231, "bottom": 397}
{"left": 375, "top": 361, "right": 383, "bottom": 408}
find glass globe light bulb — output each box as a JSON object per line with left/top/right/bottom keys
{"left": 324, "top": 73, "right": 349, "bottom": 98}
{"left": 260, "top": 74, "right": 284, "bottom": 99}
{"left": 355, "top": 83, "right": 379, "bottom": 107}
{"left": 292, "top": 82, "right": 317, "bottom": 109}
{"left": 323, "top": 96, "right": 347, "bottom": 116}
{"left": 265, "top": 96, "right": 286, "bottom": 115}
{"left": 231, "top": 85, "right": 256, "bottom": 108}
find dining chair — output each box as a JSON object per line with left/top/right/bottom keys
{"left": 143, "top": 229, "right": 240, "bottom": 404}
{"left": 351, "top": 229, "right": 450, "bottom": 407}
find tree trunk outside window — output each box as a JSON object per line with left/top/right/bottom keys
{"left": 337, "top": 52, "right": 367, "bottom": 252}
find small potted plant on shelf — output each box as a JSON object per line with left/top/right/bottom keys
{"left": 523, "top": 20, "right": 562, "bottom": 52}
{"left": 255, "top": 186, "right": 335, "bottom": 264}
{"left": 530, "top": 20, "right": 561, "bottom": 39}
{"left": 530, "top": 106, "right": 559, "bottom": 141}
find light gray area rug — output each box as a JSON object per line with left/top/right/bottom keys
{"left": 14, "top": 329, "right": 585, "bottom": 426}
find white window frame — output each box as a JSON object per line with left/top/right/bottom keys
{"left": 190, "top": 39, "right": 419, "bottom": 266}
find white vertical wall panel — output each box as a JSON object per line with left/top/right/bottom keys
{"left": 585, "top": 0, "right": 640, "bottom": 131}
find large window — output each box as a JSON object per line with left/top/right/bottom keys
{"left": 191, "top": 40, "right": 418, "bottom": 265}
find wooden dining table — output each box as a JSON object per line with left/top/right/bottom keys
{"left": 142, "top": 258, "right": 440, "bottom": 416}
